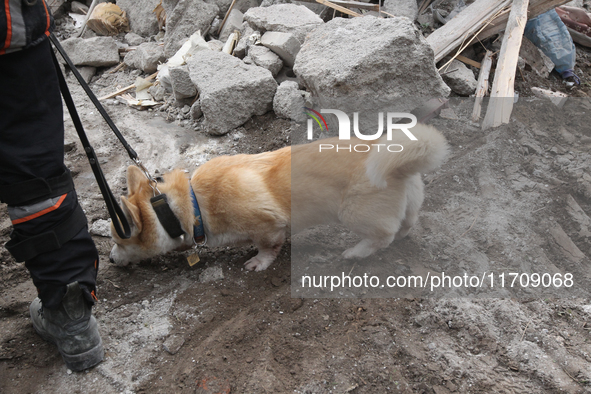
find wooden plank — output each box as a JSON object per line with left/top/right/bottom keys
{"left": 98, "top": 71, "right": 158, "bottom": 101}
{"left": 456, "top": 54, "right": 481, "bottom": 69}
{"left": 419, "top": 0, "right": 433, "bottom": 15}
{"left": 218, "top": 0, "right": 238, "bottom": 36}
{"left": 314, "top": 0, "right": 362, "bottom": 17}
{"left": 298, "top": 0, "right": 379, "bottom": 11}
{"left": 426, "top": 0, "right": 511, "bottom": 63}
{"left": 477, "top": 0, "right": 571, "bottom": 41}
{"left": 471, "top": 50, "right": 493, "bottom": 122}
{"left": 482, "top": 0, "right": 529, "bottom": 130}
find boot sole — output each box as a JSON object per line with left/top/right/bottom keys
{"left": 33, "top": 325, "right": 104, "bottom": 372}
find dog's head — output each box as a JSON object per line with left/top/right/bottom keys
{"left": 109, "top": 166, "right": 193, "bottom": 266}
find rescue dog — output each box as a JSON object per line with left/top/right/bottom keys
{"left": 109, "top": 124, "right": 448, "bottom": 271}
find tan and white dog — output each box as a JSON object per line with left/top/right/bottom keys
{"left": 109, "top": 124, "right": 448, "bottom": 271}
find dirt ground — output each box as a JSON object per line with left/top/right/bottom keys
{"left": 2, "top": 11, "right": 591, "bottom": 394}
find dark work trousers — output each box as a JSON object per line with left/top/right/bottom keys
{"left": 0, "top": 38, "right": 98, "bottom": 309}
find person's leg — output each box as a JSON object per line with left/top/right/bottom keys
{"left": 0, "top": 39, "right": 103, "bottom": 371}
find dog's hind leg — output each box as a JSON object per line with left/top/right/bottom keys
{"left": 395, "top": 174, "right": 424, "bottom": 240}
{"left": 339, "top": 179, "right": 409, "bottom": 259}
{"left": 342, "top": 233, "right": 396, "bottom": 259}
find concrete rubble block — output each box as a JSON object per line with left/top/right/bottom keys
{"left": 260, "top": 0, "right": 290, "bottom": 6}
{"left": 273, "top": 80, "right": 306, "bottom": 122}
{"left": 293, "top": 16, "right": 450, "bottom": 99}
{"left": 123, "top": 42, "right": 167, "bottom": 74}
{"left": 199, "top": 266, "right": 224, "bottom": 283}
{"left": 233, "top": 23, "right": 255, "bottom": 58}
{"left": 187, "top": 50, "right": 277, "bottom": 135}
{"left": 148, "top": 83, "right": 167, "bottom": 101}
{"left": 248, "top": 45, "right": 283, "bottom": 76}
{"left": 163, "top": 0, "right": 219, "bottom": 58}
{"left": 236, "top": 0, "right": 262, "bottom": 13}
{"left": 162, "top": 334, "right": 185, "bottom": 355}
{"left": 440, "top": 59, "right": 477, "bottom": 96}
{"left": 383, "top": 0, "right": 418, "bottom": 21}
{"left": 207, "top": 0, "right": 233, "bottom": 15}
{"left": 169, "top": 66, "right": 198, "bottom": 99}
{"left": 519, "top": 36, "right": 554, "bottom": 78}
{"left": 125, "top": 32, "right": 145, "bottom": 46}
{"left": 207, "top": 39, "right": 225, "bottom": 52}
{"left": 244, "top": 3, "right": 323, "bottom": 43}
{"left": 531, "top": 87, "right": 568, "bottom": 108}
{"left": 219, "top": 9, "right": 244, "bottom": 42}
{"left": 60, "top": 36, "right": 120, "bottom": 67}
{"left": 260, "top": 31, "right": 300, "bottom": 68}
{"left": 77, "top": 66, "right": 96, "bottom": 83}
{"left": 191, "top": 100, "right": 203, "bottom": 119}
{"left": 117, "top": 0, "right": 161, "bottom": 37}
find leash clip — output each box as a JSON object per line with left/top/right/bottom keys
{"left": 133, "top": 158, "right": 161, "bottom": 196}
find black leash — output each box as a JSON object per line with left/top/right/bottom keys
{"left": 49, "top": 33, "right": 186, "bottom": 241}
{"left": 49, "top": 33, "right": 133, "bottom": 239}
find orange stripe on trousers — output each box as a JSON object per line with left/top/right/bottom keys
{"left": 12, "top": 194, "right": 68, "bottom": 225}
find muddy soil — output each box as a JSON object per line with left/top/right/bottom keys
{"left": 2, "top": 23, "right": 591, "bottom": 394}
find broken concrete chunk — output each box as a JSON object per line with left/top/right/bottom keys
{"left": 124, "top": 42, "right": 166, "bottom": 74}
{"left": 261, "top": 31, "right": 299, "bottom": 68}
{"left": 187, "top": 50, "right": 277, "bottom": 135}
{"left": 441, "top": 59, "right": 477, "bottom": 96}
{"left": 117, "top": 0, "right": 161, "bottom": 37}
{"left": 219, "top": 9, "right": 244, "bottom": 42}
{"left": 125, "top": 32, "right": 145, "bottom": 46}
{"left": 383, "top": 0, "right": 418, "bottom": 21}
{"left": 294, "top": 16, "right": 450, "bottom": 99}
{"left": 169, "top": 66, "right": 197, "bottom": 99}
{"left": 77, "top": 66, "right": 96, "bottom": 83}
{"left": 208, "top": 39, "right": 225, "bottom": 52}
{"left": 148, "top": 83, "right": 167, "bottom": 101}
{"left": 531, "top": 87, "right": 568, "bottom": 108}
{"left": 550, "top": 224, "right": 586, "bottom": 263}
{"left": 60, "top": 36, "right": 120, "bottom": 67}
{"left": 191, "top": 100, "right": 203, "bottom": 119}
{"left": 273, "top": 81, "right": 306, "bottom": 122}
{"left": 164, "top": 0, "right": 220, "bottom": 58}
{"left": 248, "top": 45, "right": 283, "bottom": 76}
{"left": 90, "top": 219, "right": 112, "bottom": 237}
{"left": 244, "top": 3, "right": 323, "bottom": 43}
{"left": 566, "top": 194, "right": 591, "bottom": 238}
{"left": 162, "top": 335, "right": 185, "bottom": 355}
{"left": 199, "top": 266, "right": 224, "bottom": 283}
{"left": 236, "top": 0, "right": 261, "bottom": 12}
{"left": 519, "top": 36, "right": 554, "bottom": 78}
{"left": 439, "top": 108, "right": 459, "bottom": 120}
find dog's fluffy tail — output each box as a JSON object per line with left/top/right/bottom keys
{"left": 365, "top": 124, "right": 449, "bottom": 188}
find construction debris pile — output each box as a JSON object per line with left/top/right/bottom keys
{"left": 52, "top": 0, "right": 591, "bottom": 135}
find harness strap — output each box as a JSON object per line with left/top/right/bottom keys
{"left": 150, "top": 194, "right": 186, "bottom": 239}
{"left": 0, "top": 169, "right": 74, "bottom": 206}
{"left": 5, "top": 202, "right": 88, "bottom": 262}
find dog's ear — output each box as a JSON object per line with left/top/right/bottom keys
{"left": 127, "top": 165, "right": 146, "bottom": 195}
{"left": 121, "top": 195, "right": 142, "bottom": 233}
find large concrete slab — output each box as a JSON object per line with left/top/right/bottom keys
{"left": 187, "top": 50, "right": 278, "bottom": 135}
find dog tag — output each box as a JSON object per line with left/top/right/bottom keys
{"left": 186, "top": 252, "right": 200, "bottom": 267}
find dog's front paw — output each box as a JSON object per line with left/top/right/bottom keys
{"left": 244, "top": 256, "right": 273, "bottom": 271}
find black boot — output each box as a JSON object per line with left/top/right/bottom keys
{"left": 29, "top": 282, "right": 104, "bottom": 371}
